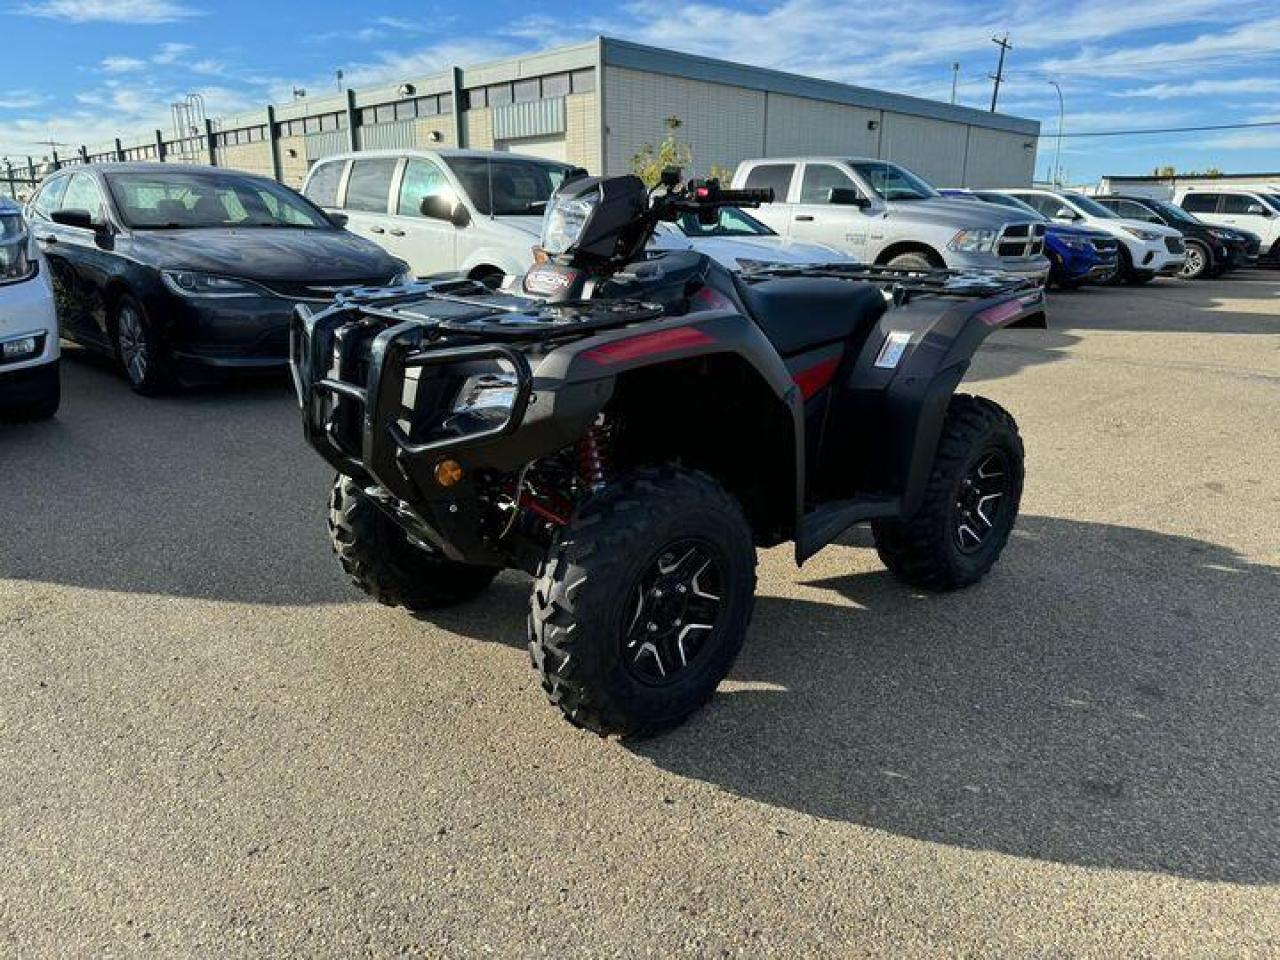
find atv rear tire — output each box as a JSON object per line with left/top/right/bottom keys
{"left": 873, "top": 394, "right": 1023, "bottom": 591}
{"left": 529, "top": 467, "right": 757, "bottom": 737}
{"left": 328, "top": 476, "right": 499, "bottom": 610}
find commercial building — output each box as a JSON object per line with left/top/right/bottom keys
{"left": 1091, "top": 172, "right": 1280, "bottom": 200}
{"left": 8, "top": 37, "right": 1040, "bottom": 193}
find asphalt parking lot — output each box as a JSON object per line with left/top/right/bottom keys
{"left": 2, "top": 272, "right": 1279, "bottom": 958}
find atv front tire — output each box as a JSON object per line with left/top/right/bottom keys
{"left": 873, "top": 395, "right": 1024, "bottom": 591}
{"left": 529, "top": 467, "right": 757, "bottom": 737}
{"left": 328, "top": 476, "right": 499, "bottom": 610}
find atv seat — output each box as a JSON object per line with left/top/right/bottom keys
{"left": 734, "top": 277, "right": 888, "bottom": 357}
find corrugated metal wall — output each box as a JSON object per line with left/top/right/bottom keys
{"left": 356, "top": 119, "right": 419, "bottom": 152}
{"left": 492, "top": 98, "right": 566, "bottom": 141}
{"left": 304, "top": 130, "right": 349, "bottom": 163}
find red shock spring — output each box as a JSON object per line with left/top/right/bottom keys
{"left": 576, "top": 416, "right": 613, "bottom": 491}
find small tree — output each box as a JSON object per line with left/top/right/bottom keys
{"left": 629, "top": 115, "right": 694, "bottom": 187}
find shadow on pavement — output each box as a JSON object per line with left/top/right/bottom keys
{"left": 632, "top": 515, "right": 1280, "bottom": 884}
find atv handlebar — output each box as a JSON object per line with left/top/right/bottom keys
{"left": 690, "top": 183, "right": 775, "bottom": 207}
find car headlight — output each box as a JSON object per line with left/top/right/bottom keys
{"left": 1121, "top": 226, "right": 1161, "bottom": 242}
{"left": 162, "top": 270, "right": 263, "bottom": 298}
{"left": 390, "top": 262, "right": 415, "bottom": 285}
{"left": 541, "top": 190, "right": 600, "bottom": 256}
{"left": 947, "top": 228, "right": 999, "bottom": 253}
{"left": 1059, "top": 236, "right": 1089, "bottom": 250}
{"left": 0, "top": 213, "right": 36, "bottom": 285}
{"left": 1207, "top": 228, "right": 1234, "bottom": 240}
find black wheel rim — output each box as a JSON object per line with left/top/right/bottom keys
{"left": 953, "top": 450, "right": 1011, "bottom": 554}
{"left": 622, "top": 539, "right": 725, "bottom": 685}
{"left": 118, "top": 305, "right": 148, "bottom": 385}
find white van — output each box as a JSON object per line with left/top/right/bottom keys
{"left": 1176, "top": 187, "right": 1280, "bottom": 264}
{"left": 303, "top": 149, "right": 571, "bottom": 285}
{"left": 0, "top": 197, "right": 59, "bottom": 421}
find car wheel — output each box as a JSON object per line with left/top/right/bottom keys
{"left": 1179, "top": 241, "right": 1211, "bottom": 280}
{"left": 872, "top": 395, "right": 1024, "bottom": 591}
{"left": 886, "top": 252, "right": 940, "bottom": 273}
{"left": 529, "top": 466, "right": 757, "bottom": 737}
{"left": 1101, "top": 247, "right": 1131, "bottom": 286}
{"left": 114, "top": 294, "right": 173, "bottom": 395}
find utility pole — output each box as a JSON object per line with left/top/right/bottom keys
{"left": 989, "top": 33, "right": 1012, "bottom": 112}
{"left": 950, "top": 62, "right": 960, "bottom": 105}
{"left": 1048, "top": 80, "right": 1064, "bottom": 186}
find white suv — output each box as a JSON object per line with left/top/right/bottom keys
{"left": 999, "top": 188, "right": 1185, "bottom": 285}
{"left": 303, "top": 149, "right": 572, "bottom": 285}
{"left": 0, "top": 197, "right": 59, "bottom": 421}
{"left": 1176, "top": 187, "right": 1280, "bottom": 264}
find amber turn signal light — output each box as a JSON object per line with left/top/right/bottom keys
{"left": 434, "top": 459, "right": 464, "bottom": 487}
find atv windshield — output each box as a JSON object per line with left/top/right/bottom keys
{"left": 849, "top": 161, "right": 938, "bottom": 201}
{"left": 676, "top": 206, "right": 777, "bottom": 238}
{"left": 442, "top": 156, "right": 572, "bottom": 216}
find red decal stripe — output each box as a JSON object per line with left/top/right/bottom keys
{"left": 584, "top": 326, "right": 715, "bottom": 364}
{"left": 793, "top": 355, "right": 842, "bottom": 400}
{"left": 978, "top": 299, "right": 1024, "bottom": 327}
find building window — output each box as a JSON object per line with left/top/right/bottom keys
{"left": 395, "top": 100, "right": 416, "bottom": 121}
{"left": 416, "top": 95, "right": 438, "bottom": 117}
{"left": 487, "top": 83, "right": 512, "bottom": 106}
{"left": 571, "top": 69, "right": 595, "bottom": 93}
{"left": 304, "top": 117, "right": 321, "bottom": 135}
{"left": 513, "top": 78, "right": 539, "bottom": 103}
{"left": 541, "top": 73, "right": 571, "bottom": 99}
{"left": 375, "top": 104, "right": 396, "bottom": 124}
{"left": 438, "top": 93, "right": 453, "bottom": 114}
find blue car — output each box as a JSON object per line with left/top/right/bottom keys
{"left": 940, "top": 189, "right": 1120, "bottom": 288}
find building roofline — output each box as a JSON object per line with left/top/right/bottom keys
{"left": 1103, "top": 171, "right": 1280, "bottom": 181}
{"left": 598, "top": 36, "right": 1040, "bottom": 137}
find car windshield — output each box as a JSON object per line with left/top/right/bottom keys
{"left": 1147, "top": 198, "right": 1201, "bottom": 225}
{"left": 441, "top": 156, "right": 571, "bottom": 216}
{"left": 974, "top": 191, "right": 1047, "bottom": 220}
{"left": 676, "top": 205, "right": 775, "bottom": 238}
{"left": 106, "top": 171, "right": 331, "bottom": 230}
{"left": 1062, "top": 192, "right": 1118, "bottom": 219}
{"left": 848, "top": 161, "right": 937, "bottom": 201}
{"left": 1262, "top": 194, "right": 1280, "bottom": 214}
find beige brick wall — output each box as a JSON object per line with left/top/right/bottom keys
{"left": 564, "top": 92, "right": 599, "bottom": 171}
{"left": 214, "top": 141, "right": 275, "bottom": 179}
{"left": 276, "top": 135, "right": 309, "bottom": 188}
{"left": 413, "top": 116, "right": 456, "bottom": 149}
{"left": 464, "top": 108, "right": 494, "bottom": 150}
{"left": 604, "top": 66, "right": 766, "bottom": 177}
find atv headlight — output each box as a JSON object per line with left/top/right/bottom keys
{"left": 541, "top": 191, "right": 599, "bottom": 256}
{"left": 1121, "top": 226, "right": 1161, "bottom": 242}
{"left": 948, "top": 228, "right": 999, "bottom": 253}
{"left": 0, "top": 213, "right": 36, "bottom": 285}
{"left": 162, "top": 270, "right": 263, "bottom": 298}
{"left": 452, "top": 371, "right": 519, "bottom": 417}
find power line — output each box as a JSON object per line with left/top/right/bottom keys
{"left": 1036, "top": 119, "right": 1280, "bottom": 139}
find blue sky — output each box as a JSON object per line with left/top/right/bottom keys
{"left": 2, "top": 0, "right": 1278, "bottom": 183}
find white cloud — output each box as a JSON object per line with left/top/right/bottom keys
{"left": 1113, "top": 78, "right": 1280, "bottom": 100}
{"left": 0, "top": 91, "right": 46, "bottom": 110}
{"left": 101, "top": 56, "right": 147, "bottom": 74}
{"left": 152, "top": 42, "right": 194, "bottom": 65}
{"left": 18, "top": 0, "right": 200, "bottom": 23}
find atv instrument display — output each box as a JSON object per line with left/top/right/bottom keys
{"left": 292, "top": 171, "right": 1044, "bottom": 736}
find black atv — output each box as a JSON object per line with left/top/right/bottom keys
{"left": 291, "top": 171, "right": 1044, "bottom": 736}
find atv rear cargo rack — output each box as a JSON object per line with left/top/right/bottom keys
{"left": 739, "top": 262, "right": 1041, "bottom": 306}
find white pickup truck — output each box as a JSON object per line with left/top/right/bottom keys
{"left": 730, "top": 157, "right": 1049, "bottom": 282}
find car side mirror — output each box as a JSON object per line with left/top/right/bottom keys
{"left": 51, "top": 208, "right": 97, "bottom": 231}
{"left": 421, "top": 195, "right": 471, "bottom": 227}
{"left": 327, "top": 212, "right": 349, "bottom": 229}
{"left": 828, "top": 187, "right": 870, "bottom": 208}
{"left": 1246, "top": 203, "right": 1270, "bottom": 216}
{"left": 1052, "top": 207, "right": 1079, "bottom": 222}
